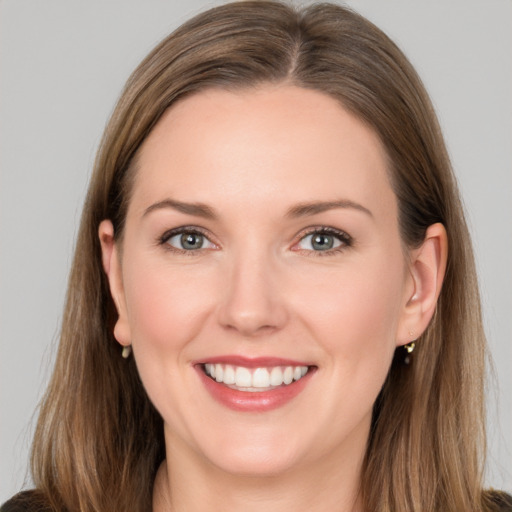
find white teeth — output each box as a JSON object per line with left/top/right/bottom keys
{"left": 203, "top": 363, "right": 310, "bottom": 390}
{"left": 215, "top": 364, "right": 224, "bottom": 383}
{"left": 270, "top": 367, "right": 283, "bottom": 386}
{"left": 235, "top": 367, "right": 252, "bottom": 387}
{"left": 252, "top": 368, "right": 270, "bottom": 388}
{"left": 223, "top": 364, "right": 235, "bottom": 385}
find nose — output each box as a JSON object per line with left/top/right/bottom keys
{"left": 217, "top": 249, "right": 289, "bottom": 337}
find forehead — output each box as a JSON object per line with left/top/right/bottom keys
{"left": 131, "top": 84, "right": 395, "bottom": 219}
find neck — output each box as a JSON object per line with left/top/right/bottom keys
{"left": 152, "top": 437, "right": 366, "bottom": 512}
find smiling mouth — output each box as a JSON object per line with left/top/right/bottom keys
{"left": 202, "top": 363, "right": 311, "bottom": 392}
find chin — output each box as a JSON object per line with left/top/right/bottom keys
{"left": 209, "top": 445, "right": 301, "bottom": 478}
{"left": 193, "top": 424, "right": 308, "bottom": 477}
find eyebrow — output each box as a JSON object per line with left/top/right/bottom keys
{"left": 143, "top": 199, "right": 216, "bottom": 219}
{"left": 142, "top": 198, "right": 372, "bottom": 220}
{"left": 286, "top": 200, "right": 373, "bottom": 218}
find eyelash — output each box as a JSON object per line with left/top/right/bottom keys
{"left": 292, "top": 226, "right": 353, "bottom": 257}
{"left": 159, "top": 226, "right": 216, "bottom": 255}
{"left": 158, "top": 225, "right": 353, "bottom": 256}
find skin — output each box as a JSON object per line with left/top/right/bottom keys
{"left": 100, "top": 84, "right": 447, "bottom": 512}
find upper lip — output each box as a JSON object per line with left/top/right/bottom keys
{"left": 193, "top": 355, "right": 314, "bottom": 368}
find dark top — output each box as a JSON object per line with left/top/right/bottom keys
{"left": 2, "top": 488, "right": 512, "bottom": 511}
{"left": 491, "top": 491, "right": 512, "bottom": 511}
{"left": 1, "top": 491, "right": 52, "bottom": 512}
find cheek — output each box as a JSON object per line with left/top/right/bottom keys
{"left": 120, "top": 257, "right": 218, "bottom": 420}
{"left": 122, "top": 257, "right": 216, "bottom": 352}
{"left": 296, "top": 251, "right": 406, "bottom": 367}
{"left": 292, "top": 253, "right": 406, "bottom": 434}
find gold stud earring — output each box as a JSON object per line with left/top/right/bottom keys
{"left": 121, "top": 345, "right": 132, "bottom": 359}
{"left": 403, "top": 341, "right": 415, "bottom": 365}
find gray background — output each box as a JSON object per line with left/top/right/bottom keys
{"left": 1, "top": 0, "right": 511, "bottom": 503}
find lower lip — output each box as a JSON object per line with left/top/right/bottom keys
{"left": 196, "top": 366, "right": 314, "bottom": 412}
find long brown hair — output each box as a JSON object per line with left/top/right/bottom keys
{"left": 29, "top": 2, "right": 495, "bottom": 511}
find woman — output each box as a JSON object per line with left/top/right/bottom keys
{"left": 2, "top": 1, "right": 510, "bottom": 511}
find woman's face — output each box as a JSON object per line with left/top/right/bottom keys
{"left": 103, "top": 85, "right": 420, "bottom": 477}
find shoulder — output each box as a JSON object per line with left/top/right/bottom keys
{"left": 1, "top": 491, "right": 53, "bottom": 512}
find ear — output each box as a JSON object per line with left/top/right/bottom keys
{"left": 396, "top": 223, "right": 448, "bottom": 346}
{"left": 98, "top": 220, "right": 132, "bottom": 347}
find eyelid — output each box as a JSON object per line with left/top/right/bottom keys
{"left": 291, "top": 226, "right": 353, "bottom": 254}
{"left": 157, "top": 224, "right": 352, "bottom": 254}
{"left": 159, "top": 225, "right": 219, "bottom": 252}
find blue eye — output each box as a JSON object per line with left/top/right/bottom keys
{"left": 164, "top": 230, "right": 215, "bottom": 251}
{"left": 296, "top": 229, "right": 350, "bottom": 252}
